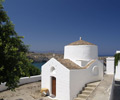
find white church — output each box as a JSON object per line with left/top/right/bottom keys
{"left": 41, "top": 38, "right": 104, "bottom": 100}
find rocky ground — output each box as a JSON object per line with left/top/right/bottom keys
{"left": 0, "top": 82, "right": 51, "bottom": 100}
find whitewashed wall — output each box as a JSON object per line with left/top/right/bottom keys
{"left": 64, "top": 45, "right": 98, "bottom": 61}
{"left": 115, "top": 60, "right": 120, "bottom": 81}
{"left": 42, "top": 58, "right": 70, "bottom": 100}
{"left": 42, "top": 58, "right": 103, "bottom": 100}
{"left": 106, "top": 56, "right": 120, "bottom": 81}
{"left": 0, "top": 75, "right": 41, "bottom": 92}
{"left": 19, "top": 75, "right": 41, "bottom": 85}
{"left": 106, "top": 57, "right": 115, "bottom": 75}
{"left": 0, "top": 83, "right": 7, "bottom": 92}
{"left": 70, "top": 60, "right": 103, "bottom": 100}
{"left": 113, "top": 51, "right": 120, "bottom": 80}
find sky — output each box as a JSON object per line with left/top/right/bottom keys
{"left": 3, "top": 0, "right": 120, "bottom": 55}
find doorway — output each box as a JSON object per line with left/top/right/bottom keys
{"left": 51, "top": 77, "right": 56, "bottom": 96}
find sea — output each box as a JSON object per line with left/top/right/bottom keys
{"left": 32, "top": 62, "right": 45, "bottom": 70}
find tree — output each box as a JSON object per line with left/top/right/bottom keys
{"left": 0, "top": 0, "right": 40, "bottom": 90}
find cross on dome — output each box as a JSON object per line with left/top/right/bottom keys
{"left": 80, "top": 37, "right": 82, "bottom": 40}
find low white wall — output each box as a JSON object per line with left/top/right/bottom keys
{"left": 0, "top": 83, "right": 7, "bottom": 92}
{"left": 0, "top": 75, "right": 41, "bottom": 92}
{"left": 70, "top": 60, "right": 103, "bottom": 100}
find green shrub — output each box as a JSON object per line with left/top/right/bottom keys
{"left": 114, "top": 53, "right": 120, "bottom": 73}
{"left": 29, "top": 65, "right": 41, "bottom": 76}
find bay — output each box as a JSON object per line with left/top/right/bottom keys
{"left": 32, "top": 62, "right": 45, "bottom": 70}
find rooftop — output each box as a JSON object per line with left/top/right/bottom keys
{"left": 57, "top": 59, "right": 96, "bottom": 69}
{"left": 58, "top": 59, "right": 81, "bottom": 69}
{"left": 68, "top": 37, "right": 96, "bottom": 45}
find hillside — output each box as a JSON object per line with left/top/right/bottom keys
{"left": 27, "top": 52, "right": 64, "bottom": 62}
{"left": 27, "top": 53, "right": 109, "bottom": 65}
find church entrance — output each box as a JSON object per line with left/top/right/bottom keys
{"left": 52, "top": 77, "right": 56, "bottom": 96}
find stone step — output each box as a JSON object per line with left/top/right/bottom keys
{"left": 74, "top": 81, "right": 100, "bottom": 100}
{"left": 74, "top": 97, "right": 86, "bottom": 100}
{"left": 84, "top": 87, "right": 95, "bottom": 91}
{"left": 82, "top": 90, "right": 92, "bottom": 95}
{"left": 87, "top": 84, "right": 97, "bottom": 87}
{"left": 87, "top": 81, "right": 100, "bottom": 87}
{"left": 78, "top": 94, "right": 89, "bottom": 99}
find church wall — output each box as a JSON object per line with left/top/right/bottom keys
{"left": 64, "top": 45, "right": 98, "bottom": 61}
{"left": 41, "top": 58, "right": 70, "bottom": 100}
{"left": 69, "top": 60, "right": 103, "bottom": 100}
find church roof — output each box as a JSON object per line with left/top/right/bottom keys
{"left": 68, "top": 38, "right": 95, "bottom": 45}
{"left": 57, "top": 59, "right": 96, "bottom": 70}
{"left": 58, "top": 59, "right": 81, "bottom": 69}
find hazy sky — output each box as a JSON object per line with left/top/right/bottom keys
{"left": 3, "top": 0, "right": 120, "bottom": 55}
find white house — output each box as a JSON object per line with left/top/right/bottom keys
{"left": 41, "top": 38, "right": 103, "bottom": 100}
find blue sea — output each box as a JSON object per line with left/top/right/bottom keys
{"left": 32, "top": 62, "right": 45, "bottom": 70}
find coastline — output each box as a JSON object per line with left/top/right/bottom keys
{"left": 27, "top": 52, "right": 112, "bottom": 65}
{"left": 27, "top": 52, "right": 63, "bottom": 63}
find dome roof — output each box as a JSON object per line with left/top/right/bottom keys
{"left": 68, "top": 39, "right": 95, "bottom": 45}
{"left": 64, "top": 38, "right": 98, "bottom": 61}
